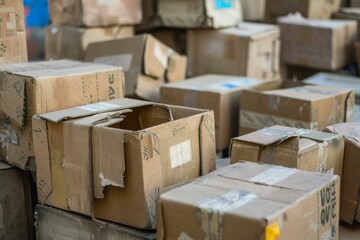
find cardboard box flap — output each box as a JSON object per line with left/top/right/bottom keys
{"left": 301, "top": 130, "right": 339, "bottom": 142}
{"left": 38, "top": 98, "right": 151, "bottom": 123}
{"left": 230, "top": 23, "right": 279, "bottom": 40}
{"left": 327, "top": 122, "right": 360, "bottom": 146}
{"left": 199, "top": 112, "right": 217, "bottom": 175}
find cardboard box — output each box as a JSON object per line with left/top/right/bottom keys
{"left": 230, "top": 125, "right": 344, "bottom": 178}
{"left": 325, "top": 122, "right": 360, "bottom": 224}
{"left": 33, "top": 98, "right": 216, "bottom": 229}
{"left": 239, "top": 85, "right": 355, "bottom": 135}
{"left": 240, "top": 0, "right": 265, "bottom": 21}
{"left": 157, "top": 0, "right": 241, "bottom": 29}
{"left": 279, "top": 15, "right": 357, "bottom": 71}
{"left": 49, "top": 0, "right": 142, "bottom": 27}
{"left": 160, "top": 75, "right": 278, "bottom": 151}
{"left": 0, "top": 0, "right": 27, "bottom": 63}
{"left": 187, "top": 23, "right": 280, "bottom": 81}
{"left": 0, "top": 60, "right": 125, "bottom": 169}
{"left": 304, "top": 73, "right": 360, "bottom": 104}
{"left": 85, "top": 34, "right": 187, "bottom": 101}
{"left": 35, "top": 205, "right": 156, "bottom": 239}
{"left": 334, "top": 8, "right": 360, "bottom": 40}
{"left": 0, "top": 162, "right": 34, "bottom": 239}
{"left": 157, "top": 161, "right": 340, "bottom": 240}
{"left": 45, "top": 25, "right": 134, "bottom": 61}
{"left": 265, "top": 0, "right": 341, "bottom": 23}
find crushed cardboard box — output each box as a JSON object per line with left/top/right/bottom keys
{"left": 49, "top": 0, "right": 142, "bottom": 27}
{"left": 0, "top": 60, "right": 125, "bottom": 169}
{"left": 325, "top": 122, "right": 360, "bottom": 224}
{"left": 187, "top": 22, "right": 280, "bottom": 81}
{"left": 85, "top": 34, "right": 187, "bottom": 101}
{"left": 157, "top": 161, "right": 340, "bottom": 240}
{"left": 33, "top": 98, "right": 216, "bottom": 229}
{"left": 230, "top": 125, "right": 344, "bottom": 177}
{"left": 45, "top": 25, "right": 134, "bottom": 61}
{"left": 160, "top": 74, "right": 279, "bottom": 151}
{"left": 239, "top": 85, "right": 355, "bottom": 135}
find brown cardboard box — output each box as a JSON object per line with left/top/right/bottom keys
{"left": 265, "top": 0, "right": 341, "bottom": 23}
{"left": 45, "top": 25, "right": 134, "bottom": 61}
{"left": 0, "top": 0, "right": 27, "bottom": 63}
{"left": 0, "top": 162, "right": 34, "bottom": 239}
{"left": 334, "top": 8, "right": 360, "bottom": 40}
{"left": 49, "top": 0, "right": 142, "bottom": 27}
{"left": 35, "top": 205, "right": 156, "bottom": 239}
{"left": 230, "top": 125, "right": 344, "bottom": 178}
{"left": 157, "top": 161, "right": 340, "bottom": 240}
{"left": 240, "top": 0, "right": 265, "bottom": 21}
{"left": 240, "top": 85, "right": 355, "bottom": 135}
{"left": 33, "top": 98, "right": 216, "bottom": 229}
{"left": 160, "top": 75, "right": 278, "bottom": 151}
{"left": 85, "top": 34, "right": 187, "bottom": 101}
{"left": 187, "top": 23, "right": 280, "bottom": 81}
{"left": 157, "top": 0, "right": 241, "bottom": 29}
{"left": 0, "top": 60, "right": 125, "bottom": 169}
{"left": 325, "top": 122, "right": 360, "bottom": 224}
{"left": 279, "top": 15, "right": 357, "bottom": 71}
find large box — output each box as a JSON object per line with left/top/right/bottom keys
{"left": 85, "top": 34, "right": 187, "bottom": 101}
{"left": 33, "top": 98, "right": 216, "bottom": 229}
{"left": 0, "top": 0, "right": 27, "bottom": 63}
{"left": 157, "top": 0, "right": 241, "bottom": 29}
{"left": 35, "top": 205, "right": 156, "bottom": 239}
{"left": 325, "top": 122, "right": 360, "bottom": 224}
{"left": 160, "top": 75, "right": 278, "bottom": 151}
{"left": 265, "top": 0, "right": 341, "bottom": 23}
{"left": 279, "top": 15, "right": 357, "bottom": 71}
{"left": 157, "top": 161, "right": 340, "bottom": 240}
{"left": 239, "top": 85, "right": 355, "bottom": 135}
{"left": 0, "top": 60, "right": 125, "bottom": 169}
{"left": 49, "top": 0, "right": 142, "bottom": 27}
{"left": 187, "top": 23, "right": 280, "bottom": 81}
{"left": 240, "top": 0, "right": 265, "bottom": 21}
{"left": 45, "top": 25, "right": 134, "bottom": 61}
{"left": 230, "top": 125, "right": 344, "bottom": 177}
{"left": 0, "top": 162, "right": 34, "bottom": 239}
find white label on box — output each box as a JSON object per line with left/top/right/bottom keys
{"left": 94, "top": 54, "right": 133, "bottom": 71}
{"left": 170, "top": 140, "right": 192, "bottom": 168}
{"left": 77, "top": 102, "right": 119, "bottom": 112}
{"left": 250, "top": 166, "right": 297, "bottom": 185}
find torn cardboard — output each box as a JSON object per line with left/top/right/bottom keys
{"left": 0, "top": 60, "right": 125, "bottom": 169}
{"left": 187, "top": 23, "right": 280, "bottom": 81}
{"left": 158, "top": 161, "right": 340, "bottom": 240}
{"left": 33, "top": 98, "right": 216, "bottom": 229}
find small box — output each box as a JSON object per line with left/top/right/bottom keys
{"left": 0, "top": 60, "right": 125, "bottom": 169}
{"left": 239, "top": 85, "right": 355, "bottom": 135}
{"left": 230, "top": 125, "right": 344, "bottom": 177}
{"left": 279, "top": 15, "right": 357, "bottom": 71}
{"left": 85, "top": 34, "right": 187, "bottom": 101}
{"left": 45, "top": 25, "right": 134, "bottom": 61}
{"left": 325, "top": 122, "right": 360, "bottom": 224}
{"left": 160, "top": 74, "right": 278, "bottom": 150}
{"left": 33, "top": 98, "right": 216, "bottom": 229}
{"left": 157, "top": 161, "right": 340, "bottom": 240}
{"left": 157, "top": 0, "right": 241, "bottom": 29}
{"left": 187, "top": 22, "right": 280, "bottom": 81}
{"left": 49, "top": 0, "right": 142, "bottom": 27}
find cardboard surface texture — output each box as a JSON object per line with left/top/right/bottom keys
{"left": 35, "top": 205, "right": 156, "bottom": 239}
{"left": 157, "top": 0, "right": 241, "bottom": 28}
{"left": 160, "top": 74, "right": 279, "bottom": 151}
{"left": 325, "top": 122, "right": 360, "bottom": 224}
{"left": 0, "top": 60, "right": 125, "bottom": 169}
{"left": 239, "top": 85, "right": 355, "bottom": 135}
{"left": 49, "top": 0, "right": 142, "bottom": 27}
{"left": 240, "top": 0, "right": 265, "bottom": 21}
{"left": 265, "top": 0, "right": 341, "bottom": 23}
{"left": 0, "top": 0, "right": 27, "bottom": 64}
{"left": 231, "top": 125, "right": 344, "bottom": 178}
{"left": 157, "top": 161, "right": 340, "bottom": 240}
{"left": 187, "top": 22, "right": 280, "bottom": 81}
{"left": 85, "top": 34, "right": 187, "bottom": 101}
{"left": 280, "top": 15, "right": 357, "bottom": 71}
{"left": 33, "top": 98, "right": 216, "bottom": 229}
{"left": 45, "top": 25, "right": 134, "bottom": 61}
